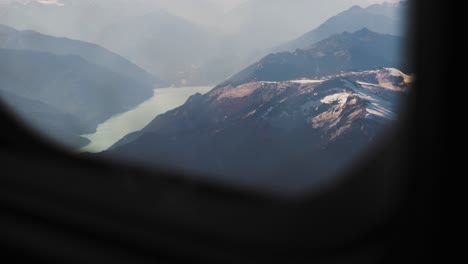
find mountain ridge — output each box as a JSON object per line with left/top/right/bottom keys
{"left": 0, "top": 47, "right": 157, "bottom": 147}
{"left": 220, "top": 28, "right": 404, "bottom": 87}
{"left": 274, "top": 1, "right": 407, "bottom": 52}
{"left": 104, "top": 67, "right": 411, "bottom": 192}
{"left": 0, "top": 24, "right": 163, "bottom": 86}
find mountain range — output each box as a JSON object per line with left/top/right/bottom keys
{"left": 94, "top": 10, "right": 222, "bottom": 86}
{"left": 105, "top": 67, "right": 411, "bottom": 191}
{"left": 101, "top": 27, "right": 410, "bottom": 191}
{"left": 0, "top": 27, "right": 160, "bottom": 147}
{"left": 0, "top": 1, "right": 410, "bottom": 190}
{"left": 0, "top": 0, "right": 238, "bottom": 85}
{"left": 275, "top": 1, "right": 407, "bottom": 52}
{"left": 0, "top": 24, "right": 161, "bottom": 86}
{"left": 223, "top": 29, "right": 404, "bottom": 86}
{"left": 0, "top": 0, "right": 407, "bottom": 86}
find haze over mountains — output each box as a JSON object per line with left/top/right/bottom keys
{"left": 0, "top": 89, "right": 91, "bottom": 148}
{"left": 276, "top": 1, "right": 407, "bottom": 52}
{"left": 0, "top": 25, "right": 160, "bottom": 147}
{"left": 94, "top": 10, "right": 222, "bottom": 86}
{"left": 224, "top": 29, "right": 404, "bottom": 86}
{"left": 0, "top": 0, "right": 407, "bottom": 86}
{"left": 103, "top": 29, "right": 411, "bottom": 191}
{"left": 0, "top": 1, "right": 410, "bottom": 190}
{"left": 0, "top": 24, "right": 161, "bottom": 86}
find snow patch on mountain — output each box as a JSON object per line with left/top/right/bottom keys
{"left": 385, "top": 67, "right": 413, "bottom": 83}
{"left": 291, "top": 79, "right": 324, "bottom": 84}
{"left": 353, "top": 81, "right": 399, "bottom": 119}
{"left": 212, "top": 68, "right": 408, "bottom": 125}
{"left": 321, "top": 92, "right": 350, "bottom": 106}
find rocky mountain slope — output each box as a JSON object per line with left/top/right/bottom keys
{"left": 104, "top": 68, "right": 411, "bottom": 191}
{"left": 223, "top": 28, "right": 404, "bottom": 86}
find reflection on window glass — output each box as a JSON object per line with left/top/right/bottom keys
{"left": 0, "top": 0, "right": 411, "bottom": 192}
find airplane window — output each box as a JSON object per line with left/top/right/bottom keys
{"left": 0, "top": 0, "right": 411, "bottom": 193}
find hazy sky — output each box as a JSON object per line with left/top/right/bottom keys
{"left": 1, "top": 0, "right": 406, "bottom": 46}
{"left": 12, "top": 0, "right": 403, "bottom": 9}
{"left": 214, "top": 0, "right": 403, "bottom": 13}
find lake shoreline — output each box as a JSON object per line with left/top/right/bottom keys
{"left": 79, "top": 86, "right": 213, "bottom": 153}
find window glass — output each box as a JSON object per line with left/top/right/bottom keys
{"left": 0, "top": 0, "right": 411, "bottom": 192}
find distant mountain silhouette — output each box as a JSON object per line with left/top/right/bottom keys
{"left": 0, "top": 0, "right": 407, "bottom": 87}
{"left": 275, "top": 2, "right": 407, "bottom": 52}
{"left": 94, "top": 11, "right": 225, "bottom": 86}
{"left": 0, "top": 1, "right": 229, "bottom": 86}
{"left": 0, "top": 24, "right": 162, "bottom": 86}
{"left": 0, "top": 48, "right": 155, "bottom": 143}
{"left": 222, "top": 29, "right": 404, "bottom": 87}
{"left": 221, "top": 0, "right": 397, "bottom": 51}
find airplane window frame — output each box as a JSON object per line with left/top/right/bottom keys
{"left": 0, "top": 0, "right": 441, "bottom": 263}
